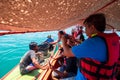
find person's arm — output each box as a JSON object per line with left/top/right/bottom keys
{"left": 61, "top": 35, "right": 75, "bottom": 57}
{"left": 31, "top": 58, "right": 49, "bottom": 70}
{"left": 50, "top": 39, "right": 59, "bottom": 44}
{"left": 50, "top": 64, "right": 68, "bottom": 78}
{"left": 53, "top": 69, "right": 68, "bottom": 78}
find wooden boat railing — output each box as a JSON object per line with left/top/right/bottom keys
{"left": 37, "top": 45, "right": 60, "bottom": 80}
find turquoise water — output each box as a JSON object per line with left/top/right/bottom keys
{"left": 0, "top": 31, "right": 58, "bottom": 78}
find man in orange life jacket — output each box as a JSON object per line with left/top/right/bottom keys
{"left": 61, "top": 13, "right": 119, "bottom": 80}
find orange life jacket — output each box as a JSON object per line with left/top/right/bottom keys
{"left": 79, "top": 33, "right": 120, "bottom": 80}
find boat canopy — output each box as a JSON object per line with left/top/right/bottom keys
{"left": 0, "top": 0, "right": 119, "bottom": 33}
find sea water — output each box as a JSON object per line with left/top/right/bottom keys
{"left": 0, "top": 31, "right": 59, "bottom": 78}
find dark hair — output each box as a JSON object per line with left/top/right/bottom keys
{"left": 29, "top": 42, "right": 38, "bottom": 50}
{"left": 84, "top": 13, "right": 106, "bottom": 32}
{"left": 59, "top": 30, "right": 65, "bottom": 35}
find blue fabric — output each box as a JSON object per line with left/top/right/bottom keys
{"left": 72, "top": 36, "right": 107, "bottom": 80}
{"left": 45, "top": 38, "right": 54, "bottom": 43}
{"left": 75, "top": 68, "right": 87, "bottom": 80}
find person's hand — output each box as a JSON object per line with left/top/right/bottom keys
{"left": 49, "top": 61, "right": 57, "bottom": 71}
{"left": 50, "top": 42, "right": 53, "bottom": 45}
{"left": 34, "top": 60, "right": 39, "bottom": 65}
{"left": 36, "top": 52, "right": 43, "bottom": 56}
{"left": 45, "top": 64, "right": 50, "bottom": 69}
{"left": 50, "top": 65, "right": 57, "bottom": 71}
{"left": 67, "top": 39, "right": 75, "bottom": 47}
